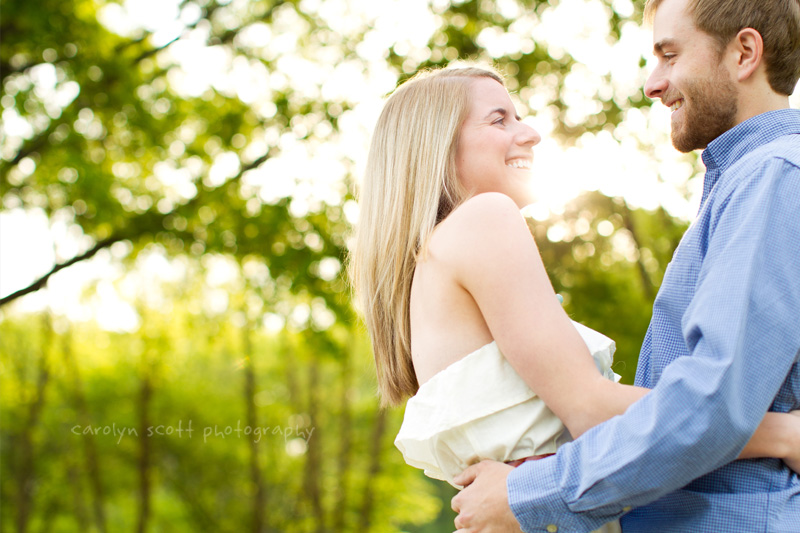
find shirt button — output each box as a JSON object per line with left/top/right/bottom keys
{"left": 546, "top": 525, "right": 558, "bottom": 533}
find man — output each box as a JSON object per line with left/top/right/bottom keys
{"left": 451, "top": 0, "right": 800, "bottom": 531}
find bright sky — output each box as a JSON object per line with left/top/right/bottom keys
{"left": 1, "top": 0, "right": 799, "bottom": 330}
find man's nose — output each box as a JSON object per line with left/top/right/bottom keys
{"left": 644, "top": 69, "right": 668, "bottom": 100}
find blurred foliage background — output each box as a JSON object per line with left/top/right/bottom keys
{"left": 0, "top": 0, "right": 703, "bottom": 531}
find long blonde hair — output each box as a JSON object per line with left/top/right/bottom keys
{"left": 349, "top": 66, "right": 505, "bottom": 406}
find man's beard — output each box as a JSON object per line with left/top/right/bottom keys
{"left": 670, "top": 71, "right": 738, "bottom": 153}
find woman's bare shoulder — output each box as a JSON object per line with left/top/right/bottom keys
{"left": 428, "top": 192, "right": 534, "bottom": 259}
{"left": 448, "top": 192, "right": 522, "bottom": 225}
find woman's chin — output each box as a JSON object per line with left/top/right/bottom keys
{"left": 510, "top": 189, "right": 536, "bottom": 209}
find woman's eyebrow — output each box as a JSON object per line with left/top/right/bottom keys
{"left": 483, "top": 107, "right": 507, "bottom": 120}
{"left": 483, "top": 107, "right": 521, "bottom": 121}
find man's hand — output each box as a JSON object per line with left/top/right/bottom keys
{"left": 451, "top": 460, "right": 524, "bottom": 532}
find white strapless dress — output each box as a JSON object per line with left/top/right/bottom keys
{"left": 395, "top": 321, "right": 618, "bottom": 484}
{"left": 395, "top": 321, "right": 623, "bottom": 532}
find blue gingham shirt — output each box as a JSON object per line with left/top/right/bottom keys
{"left": 508, "top": 109, "right": 800, "bottom": 532}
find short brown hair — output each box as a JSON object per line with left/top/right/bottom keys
{"left": 644, "top": 0, "right": 800, "bottom": 95}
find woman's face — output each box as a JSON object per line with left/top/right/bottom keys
{"left": 454, "top": 77, "right": 541, "bottom": 208}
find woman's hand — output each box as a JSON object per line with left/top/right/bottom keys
{"left": 785, "top": 410, "right": 800, "bottom": 475}
{"left": 740, "top": 410, "right": 800, "bottom": 466}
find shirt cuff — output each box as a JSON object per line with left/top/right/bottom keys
{"left": 507, "top": 455, "right": 625, "bottom": 533}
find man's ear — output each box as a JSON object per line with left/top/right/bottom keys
{"left": 731, "top": 28, "right": 764, "bottom": 82}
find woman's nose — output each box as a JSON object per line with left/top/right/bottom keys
{"left": 518, "top": 122, "right": 542, "bottom": 146}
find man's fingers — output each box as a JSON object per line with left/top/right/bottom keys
{"left": 453, "top": 461, "right": 483, "bottom": 487}
{"left": 452, "top": 505, "right": 472, "bottom": 531}
{"left": 451, "top": 490, "right": 462, "bottom": 513}
{"left": 452, "top": 461, "right": 487, "bottom": 527}
{"left": 451, "top": 461, "right": 518, "bottom": 532}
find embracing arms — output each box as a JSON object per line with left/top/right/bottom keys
{"left": 447, "top": 154, "right": 800, "bottom": 530}
{"left": 444, "top": 192, "right": 800, "bottom": 466}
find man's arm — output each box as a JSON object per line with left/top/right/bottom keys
{"left": 511, "top": 159, "right": 800, "bottom": 531}
{"left": 455, "top": 158, "right": 800, "bottom": 532}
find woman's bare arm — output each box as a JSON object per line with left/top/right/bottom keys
{"left": 444, "top": 193, "right": 800, "bottom": 468}
{"left": 739, "top": 411, "right": 800, "bottom": 469}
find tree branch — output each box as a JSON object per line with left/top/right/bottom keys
{"left": 0, "top": 236, "right": 123, "bottom": 307}
{"left": 0, "top": 150, "right": 271, "bottom": 308}
{"left": 1, "top": 1, "right": 227, "bottom": 176}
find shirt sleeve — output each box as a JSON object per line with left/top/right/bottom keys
{"left": 507, "top": 157, "right": 800, "bottom": 532}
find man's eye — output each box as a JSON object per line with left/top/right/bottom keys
{"left": 493, "top": 118, "right": 505, "bottom": 125}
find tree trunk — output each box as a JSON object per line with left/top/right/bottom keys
{"left": 303, "top": 359, "right": 325, "bottom": 533}
{"left": 242, "top": 324, "right": 266, "bottom": 533}
{"left": 14, "top": 315, "right": 52, "bottom": 533}
{"left": 283, "top": 336, "right": 301, "bottom": 410}
{"left": 35, "top": 495, "right": 58, "bottom": 533}
{"left": 618, "top": 200, "right": 655, "bottom": 300}
{"left": 282, "top": 337, "right": 304, "bottom": 526}
{"left": 63, "top": 329, "right": 107, "bottom": 533}
{"left": 135, "top": 371, "right": 153, "bottom": 533}
{"left": 332, "top": 348, "right": 352, "bottom": 532}
{"left": 66, "top": 462, "right": 89, "bottom": 532}
{"left": 358, "top": 409, "right": 388, "bottom": 533}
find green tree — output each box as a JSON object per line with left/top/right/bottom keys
{"left": 1, "top": 0, "right": 694, "bottom": 531}
{"left": 532, "top": 192, "right": 688, "bottom": 385}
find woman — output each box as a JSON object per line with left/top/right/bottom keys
{"left": 349, "top": 65, "right": 800, "bottom": 504}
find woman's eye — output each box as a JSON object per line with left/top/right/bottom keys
{"left": 493, "top": 118, "right": 505, "bottom": 125}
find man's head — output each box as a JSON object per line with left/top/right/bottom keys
{"left": 644, "top": 0, "right": 800, "bottom": 152}
{"left": 645, "top": 0, "right": 800, "bottom": 95}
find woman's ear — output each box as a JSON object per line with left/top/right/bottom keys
{"left": 732, "top": 27, "right": 764, "bottom": 82}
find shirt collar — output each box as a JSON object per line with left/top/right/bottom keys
{"left": 699, "top": 109, "right": 800, "bottom": 204}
